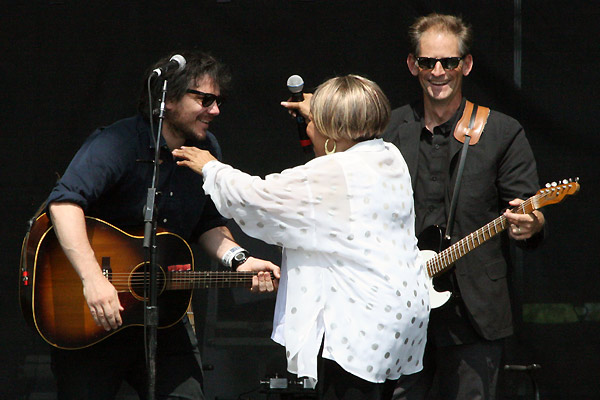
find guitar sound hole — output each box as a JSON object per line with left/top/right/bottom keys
{"left": 129, "top": 263, "right": 167, "bottom": 301}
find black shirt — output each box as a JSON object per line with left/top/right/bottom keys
{"left": 414, "top": 110, "right": 457, "bottom": 236}
{"left": 47, "top": 115, "right": 228, "bottom": 242}
{"left": 412, "top": 103, "right": 481, "bottom": 346}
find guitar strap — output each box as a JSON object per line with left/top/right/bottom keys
{"left": 453, "top": 100, "right": 490, "bottom": 145}
{"left": 444, "top": 100, "right": 490, "bottom": 241}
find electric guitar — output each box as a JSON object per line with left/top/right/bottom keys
{"left": 420, "top": 179, "right": 580, "bottom": 308}
{"left": 19, "top": 213, "right": 266, "bottom": 349}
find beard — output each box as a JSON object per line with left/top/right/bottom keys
{"left": 164, "top": 108, "right": 208, "bottom": 143}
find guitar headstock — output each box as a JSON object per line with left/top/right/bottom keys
{"left": 536, "top": 178, "right": 580, "bottom": 206}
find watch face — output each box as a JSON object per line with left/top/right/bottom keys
{"left": 232, "top": 251, "right": 249, "bottom": 268}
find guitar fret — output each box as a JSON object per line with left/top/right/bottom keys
{"left": 432, "top": 258, "right": 441, "bottom": 273}
{"left": 441, "top": 252, "right": 447, "bottom": 267}
{"left": 164, "top": 271, "right": 256, "bottom": 290}
{"left": 448, "top": 248, "right": 456, "bottom": 264}
{"left": 434, "top": 258, "right": 442, "bottom": 274}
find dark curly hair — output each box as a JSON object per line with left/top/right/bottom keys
{"left": 138, "top": 50, "right": 232, "bottom": 121}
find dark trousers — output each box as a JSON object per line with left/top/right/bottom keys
{"left": 393, "top": 291, "right": 505, "bottom": 400}
{"left": 51, "top": 317, "right": 204, "bottom": 400}
{"left": 316, "top": 355, "right": 398, "bottom": 400}
{"left": 393, "top": 338, "right": 503, "bottom": 400}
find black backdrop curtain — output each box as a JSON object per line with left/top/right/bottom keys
{"left": 1, "top": 1, "right": 598, "bottom": 398}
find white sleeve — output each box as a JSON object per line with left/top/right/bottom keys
{"left": 202, "top": 159, "right": 339, "bottom": 250}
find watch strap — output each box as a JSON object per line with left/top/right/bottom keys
{"left": 231, "top": 250, "right": 250, "bottom": 269}
{"left": 221, "top": 246, "right": 249, "bottom": 268}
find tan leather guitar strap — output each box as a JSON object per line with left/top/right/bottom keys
{"left": 445, "top": 100, "right": 490, "bottom": 241}
{"left": 453, "top": 100, "right": 490, "bottom": 145}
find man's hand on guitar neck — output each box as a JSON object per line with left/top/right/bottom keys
{"left": 237, "top": 257, "right": 280, "bottom": 293}
{"left": 199, "top": 226, "right": 280, "bottom": 294}
{"left": 504, "top": 198, "right": 545, "bottom": 240}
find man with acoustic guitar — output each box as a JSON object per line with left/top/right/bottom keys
{"left": 383, "top": 14, "right": 546, "bottom": 400}
{"left": 44, "top": 50, "right": 280, "bottom": 399}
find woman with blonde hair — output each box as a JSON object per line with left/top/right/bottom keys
{"left": 173, "top": 74, "right": 429, "bottom": 399}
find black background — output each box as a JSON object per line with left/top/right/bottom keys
{"left": 1, "top": 1, "right": 598, "bottom": 399}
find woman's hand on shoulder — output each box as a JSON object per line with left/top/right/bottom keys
{"left": 172, "top": 146, "right": 217, "bottom": 175}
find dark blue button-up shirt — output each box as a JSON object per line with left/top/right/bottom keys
{"left": 47, "top": 115, "right": 228, "bottom": 242}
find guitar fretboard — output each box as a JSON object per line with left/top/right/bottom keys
{"left": 426, "top": 183, "right": 572, "bottom": 278}
{"left": 165, "top": 271, "right": 268, "bottom": 290}
{"left": 108, "top": 271, "right": 273, "bottom": 291}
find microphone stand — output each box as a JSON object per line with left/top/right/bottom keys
{"left": 142, "top": 78, "right": 168, "bottom": 400}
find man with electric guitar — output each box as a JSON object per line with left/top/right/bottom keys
{"left": 383, "top": 14, "right": 547, "bottom": 400}
{"left": 36, "top": 50, "right": 280, "bottom": 400}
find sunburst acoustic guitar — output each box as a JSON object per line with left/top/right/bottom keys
{"left": 19, "top": 213, "right": 265, "bottom": 350}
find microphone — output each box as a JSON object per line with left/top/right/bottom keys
{"left": 287, "top": 75, "right": 313, "bottom": 153}
{"left": 152, "top": 54, "right": 186, "bottom": 77}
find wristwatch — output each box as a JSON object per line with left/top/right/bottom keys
{"left": 221, "top": 246, "right": 250, "bottom": 268}
{"left": 231, "top": 249, "right": 250, "bottom": 269}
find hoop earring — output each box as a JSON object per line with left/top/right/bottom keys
{"left": 324, "top": 139, "right": 336, "bottom": 155}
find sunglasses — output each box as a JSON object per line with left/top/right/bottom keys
{"left": 415, "top": 56, "right": 464, "bottom": 70}
{"left": 186, "top": 89, "right": 223, "bottom": 107}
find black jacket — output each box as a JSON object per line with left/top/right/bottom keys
{"left": 383, "top": 99, "right": 543, "bottom": 340}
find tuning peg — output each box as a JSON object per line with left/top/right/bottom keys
{"left": 551, "top": 182, "right": 557, "bottom": 187}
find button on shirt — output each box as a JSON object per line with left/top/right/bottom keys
{"left": 202, "top": 139, "right": 430, "bottom": 383}
{"left": 47, "top": 115, "right": 227, "bottom": 241}
{"left": 414, "top": 119, "right": 455, "bottom": 236}
{"left": 413, "top": 104, "right": 483, "bottom": 346}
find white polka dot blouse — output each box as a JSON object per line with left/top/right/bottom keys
{"left": 202, "top": 138, "right": 430, "bottom": 383}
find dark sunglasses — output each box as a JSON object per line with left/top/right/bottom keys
{"left": 186, "top": 89, "right": 223, "bottom": 107}
{"left": 415, "top": 56, "right": 464, "bottom": 70}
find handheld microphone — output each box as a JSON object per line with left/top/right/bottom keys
{"left": 152, "top": 54, "right": 186, "bottom": 77}
{"left": 287, "top": 75, "right": 313, "bottom": 153}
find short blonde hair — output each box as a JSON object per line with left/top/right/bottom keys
{"left": 310, "top": 74, "right": 391, "bottom": 142}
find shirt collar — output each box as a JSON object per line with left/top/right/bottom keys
{"left": 416, "top": 97, "right": 467, "bottom": 137}
{"left": 345, "top": 138, "right": 386, "bottom": 153}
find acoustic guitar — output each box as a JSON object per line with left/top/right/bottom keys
{"left": 420, "top": 179, "right": 580, "bottom": 308}
{"left": 19, "top": 213, "right": 263, "bottom": 349}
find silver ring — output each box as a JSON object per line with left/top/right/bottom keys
{"left": 517, "top": 226, "right": 521, "bottom": 233}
